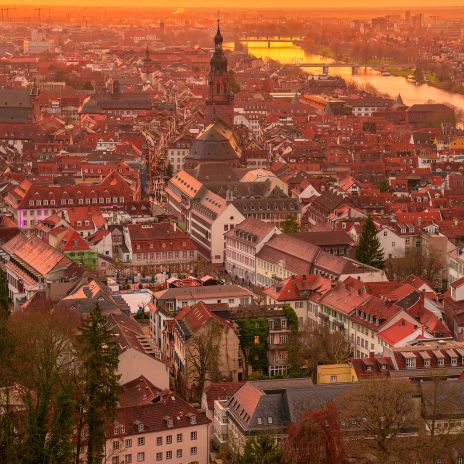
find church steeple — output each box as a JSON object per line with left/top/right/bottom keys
{"left": 206, "top": 19, "right": 234, "bottom": 126}
{"left": 214, "top": 19, "right": 223, "bottom": 50}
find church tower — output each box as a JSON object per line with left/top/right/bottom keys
{"left": 205, "top": 20, "right": 234, "bottom": 126}
{"left": 140, "top": 45, "right": 154, "bottom": 84}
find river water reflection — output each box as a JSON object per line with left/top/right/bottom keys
{"left": 244, "top": 41, "right": 464, "bottom": 110}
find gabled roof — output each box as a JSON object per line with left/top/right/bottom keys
{"left": 2, "top": 233, "right": 72, "bottom": 276}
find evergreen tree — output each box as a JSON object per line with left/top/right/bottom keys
{"left": 238, "top": 433, "right": 287, "bottom": 464}
{"left": 280, "top": 214, "right": 300, "bottom": 233}
{"left": 165, "top": 162, "right": 174, "bottom": 181}
{"left": 377, "top": 178, "right": 391, "bottom": 193}
{"left": 46, "top": 382, "right": 75, "bottom": 464}
{"left": 356, "top": 216, "right": 385, "bottom": 269}
{"left": 77, "top": 305, "right": 120, "bottom": 464}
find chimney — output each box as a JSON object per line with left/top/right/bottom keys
{"left": 112, "top": 80, "right": 120, "bottom": 96}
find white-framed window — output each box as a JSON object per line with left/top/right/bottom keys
{"left": 137, "top": 437, "right": 144, "bottom": 446}
{"left": 176, "top": 433, "right": 183, "bottom": 442}
{"left": 166, "top": 435, "right": 172, "bottom": 444}
{"left": 330, "top": 375, "right": 337, "bottom": 383}
{"left": 166, "top": 451, "right": 172, "bottom": 460}
{"left": 405, "top": 357, "right": 416, "bottom": 368}
{"left": 113, "top": 440, "right": 120, "bottom": 450}
{"left": 190, "top": 447, "right": 197, "bottom": 455}
{"left": 136, "top": 452, "right": 144, "bottom": 462}
{"left": 190, "top": 431, "right": 197, "bottom": 440}
{"left": 125, "top": 455, "right": 132, "bottom": 464}
{"left": 125, "top": 438, "right": 132, "bottom": 448}
{"left": 156, "top": 452, "right": 162, "bottom": 461}
{"left": 176, "top": 449, "right": 182, "bottom": 458}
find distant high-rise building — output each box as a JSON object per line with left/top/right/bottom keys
{"left": 205, "top": 20, "right": 234, "bottom": 126}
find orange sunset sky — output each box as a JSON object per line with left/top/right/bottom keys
{"left": 0, "top": 0, "right": 461, "bottom": 7}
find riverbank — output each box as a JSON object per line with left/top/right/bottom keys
{"left": 301, "top": 44, "right": 464, "bottom": 96}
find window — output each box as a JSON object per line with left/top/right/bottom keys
{"left": 405, "top": 357, "right": 416, "bottom": 368}
{"left": 451, "top": 357, "right": 458, "bottom": 367}
{"left": 268, "top": 417, "right": 273, "bottom": 424}
{"left": 125, "top": 438, "right": 132, "bottom": 448}
{"left": 156, "top": 436, "right": 162, "bottom": 446}
{"left": 137, "top": 437, "right": 144, "bottom": 446}
{"left": 125, "top": 455, "right": 132, "bottom": 464}
{"left": 166, "top": 435, "right": 172, "bottom": 445}
{"left": 438, "top": 358, "right": 444, "bottom": 366}
{"left": 190, "top": 431, "right": 197, "bottom": 440}
{"left": 330, "top": 375, "right": 337, "bottom": 383}
{"left": 176, "top": 449, "right": 183, "bottom": 458}
{"left": 113, "top": 440, "right": 120, "bottom": 450}
{"left": 424, "top": 359, "right": 430, "bottom": 368}
{"left": 136, "top": 452, "right": 144, "bottom": 462}
{"left": 190, "top": 447, "right": 197, "bottom": 455}
{"left": 166, "top": 451, "right": 172, "bottom": 460}
{"left": 156, "top": 452, "right": 162, "bottom": 461}
{"left": 177, "top": 433, "right": 183, "bottom": 442}
{"left": 137, "top": 424, "right": 144, "bottom": 433}
{"left": 112, "top": 458, "right": 119, "bottom": 464}
{"left": 257, "top": 417, "right": 262, "bottom": 425}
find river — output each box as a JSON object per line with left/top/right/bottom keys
{"left": 243, "top": 40, "right": 464, "bottom": 111}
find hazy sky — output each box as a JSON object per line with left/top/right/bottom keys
{"left": 1, "top": 0, "right": 462, "bottom": 7}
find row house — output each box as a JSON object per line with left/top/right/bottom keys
{"left": 224, "top": 218, "right": 280, "bottom": 285}
{"left": 166, "top": 132, "right": 195, "bottom": 174}
{"left": 122, "top": 223, "right": 198, "bottom": 271}
{"left": 319, "top": 278, "right": 439, "bottom": 358}
{"left": 263, "top": 274, "right": 332, "bottom": 328}
{"left": 4, "top": 171, "right": 137, "bottom": 230}
{"left": 255, "top": 234, "right": 387, "bottom": 288}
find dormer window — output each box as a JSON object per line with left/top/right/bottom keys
{"left": 438, "top": 358, "right": 445, "bottom": 366}
{"left": 137, "top": 423, "right": 144, "bottom": 432}
{"left": 257, "top": 417, "right": 262, "bottom": 425}
{"left": 189, "top": 415, "right": 196, "bottom": 425}
{"left": 424, "top": 359, "right": 430, "bottom": 368}
{"left": 451, "top": 357, "right": 457, "bottom": 367}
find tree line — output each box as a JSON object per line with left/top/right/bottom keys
{"left": 0, "top": 305, "right": 120, "bottom": 464}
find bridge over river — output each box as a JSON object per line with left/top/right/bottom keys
{"left": 298, "top": 62, "right": 412, "bottom": 75}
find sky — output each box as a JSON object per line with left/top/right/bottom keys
{"left": 0, "top": 0, "right": 462, "bottom": 7}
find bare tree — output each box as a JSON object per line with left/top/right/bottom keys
{"left": 336, "top": 377, "right": 417, "bottom": 463}
{"left": 412, "top": 376, "right": 464, "bottom": 463}
{"left": 185, "top": 319, "right": 223, "bottom": 399}
{"left": 385, "top": 245, "right": 445, "bottom": 289}
{"left": 287, "top": 326, "right": 351, "bottom": 378}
